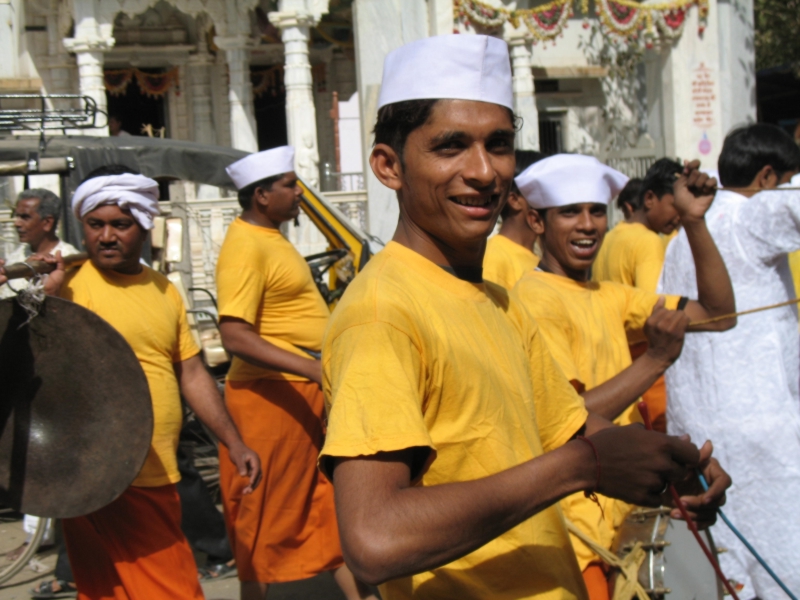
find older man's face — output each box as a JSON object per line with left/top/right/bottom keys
{"left": 14, "top": 198, "right": 53, "bottom": 248}
{"left": 82, "top": 204, "right": 147, "bottom": 275}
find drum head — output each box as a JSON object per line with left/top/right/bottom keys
{"left": 0, "top": 297, "right": 153, "bottom": 518}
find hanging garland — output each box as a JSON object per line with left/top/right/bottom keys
{"left": 453, "top": 0, "right": 708, "bottom": 46}
{"left": 251, "top": 66, "right": 284, "bottom": 98}
{"left": 103, "top": 68, "right": 180, "bottom": 98}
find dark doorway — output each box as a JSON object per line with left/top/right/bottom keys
{"left": 252, "top": 66, "right": 288, "bottom": 150}
{"left": 105, "top": 68, "right": 168, "bottom": 137}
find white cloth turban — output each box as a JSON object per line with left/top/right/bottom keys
{"left": 72, "top": 173, "right": 160, "bottom": 230}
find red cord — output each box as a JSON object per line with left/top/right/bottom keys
{"left": 637, "top": 401, "right": 740, "bottom": 600}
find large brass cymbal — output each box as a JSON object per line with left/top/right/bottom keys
{"left": 0, "top": 296, "right": 153, "bottom": 518}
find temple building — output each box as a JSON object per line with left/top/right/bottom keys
{"left": 0, "top": 0, "right": 756, "bottom": 244}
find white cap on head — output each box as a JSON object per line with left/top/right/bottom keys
{"left": 226, "top": 146, "right": 295, "bottom": 190}
{"left": 515, "top": 154, "right": 629, "bottom": 210}
{"left": 377, "top": 34, "right": 513, "bottom": 110}
{"left": 72, "top": 173, "right": 160, "bottom": 230}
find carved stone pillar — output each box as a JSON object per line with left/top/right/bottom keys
{"left": 508, "top": 33, "right": 540, "bottom": 151}
{"left": 62, "top": 36, "right": 114, "bottom": 135}
{"left": 188, "top": 53, "right": 217, "bottom": 146}
{"left": 269, "top": 10, "right": 321, "bottom": 187}
{"left": 214, "top": 35, "right": 258, "bottom": 152}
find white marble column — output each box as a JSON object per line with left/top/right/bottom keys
{"left": 188, "top": 53, "right": 217, "bottom": 146}
{"left": 62, "top": 37, "right": 113, "bottom": 134}
{"left": 214, "top": 35, "right": 258, "bottom": 152}
{"left": 269, "top": 10, "right": 321, "bottom": 187}
{"left": 508, "top": 33, "right": 540, "bottom": 151}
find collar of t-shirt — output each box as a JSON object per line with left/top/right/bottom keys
{"left": 439, "top": 264, "right": 483, "bottom": 283}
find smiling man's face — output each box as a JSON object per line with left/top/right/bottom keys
{"left": 396, "top": 99, "right": 516, "bottom": 253}
{"left": 537, "top": 202, "right": 609, "bottom": 281}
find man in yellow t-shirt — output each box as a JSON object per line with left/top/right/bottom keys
{"left": 216, "top": 147, "right": 375, "bottom": 600}
{"left": 41, "top": 167, "right": 260, "bottom": 600}
{"left": 483, "top": 150, "right": 542, "bottom": 289}
{"left": 515, "top": 154, "right": 736, "bottom": 598}
{"left": 593, "top": 159, "right": 685, "bottom": 432}
{"left": 320, "top": 35, "right": 731, "bottom": 600}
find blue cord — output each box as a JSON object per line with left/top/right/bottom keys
{"left": 698, "top": 473, "right": 798, "bottom": 600}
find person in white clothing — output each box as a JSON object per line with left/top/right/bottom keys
{"left": 659, "top": 124, "right": 800, "bottom": 600}
{"left": 0, "top": 188, "right": 79, "bottom": 299}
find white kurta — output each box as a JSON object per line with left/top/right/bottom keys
{"left": 0, "top": 239, "right": 79, "bottom": 299}
{"left": 659, "top": 184, "right": 800, "bottom": 599}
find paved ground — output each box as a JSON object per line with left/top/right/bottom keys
{"left": 0, "top": 517, "right": 350, "bottom": 600}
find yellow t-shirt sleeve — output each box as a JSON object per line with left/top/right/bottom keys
{"left": 320, "top": 320, "right": 435, "bottom": 480}
{"left": 622, "top": 286, "right": 681, "bottom": 332}
{"left": 217, "top": 265, "right": 266, "bottom": 325}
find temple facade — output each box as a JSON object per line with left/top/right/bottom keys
{"left": 1, "top": 0, "right": 756, "bottom": 243}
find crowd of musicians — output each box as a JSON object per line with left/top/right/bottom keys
{"left": 1, "top": 34, "right": 799, "bottom": 600}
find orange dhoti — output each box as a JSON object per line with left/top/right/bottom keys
{"left": 220, "top": 379, "right": 344, "bottom": 583}
{"left": 62, "top": 484, "right": 204, "bottom": 600}
{"left": 582, "top": 563, "right": 611, "bottom": 600}
{"left": 630, "top": 341, "right": 667, "bottom": 432}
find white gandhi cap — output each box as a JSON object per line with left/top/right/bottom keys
{"left": 226, "top": 146, "right": 295, "bottom": 190}
{"left": 515, "top": 154, "right": 629, "bottom": 210}
{"left": 377, "top": 34, "right": 513, "bottom": 110}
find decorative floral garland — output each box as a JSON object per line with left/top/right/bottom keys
{"left": 103, "top": 68, "right": 180, "bottom": 98}
{"left": 453, "top": 0, "right": 708, "bottom": 46}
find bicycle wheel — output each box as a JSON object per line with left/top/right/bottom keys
{"left": 0, "top": 515, "right": 48, "bottom": 585}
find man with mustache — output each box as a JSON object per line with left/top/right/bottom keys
{"left": 37, "top": 166, "right": 261, "bottom": 600}
{"left": 0, "top": 188, "right": 78, "bottom": 299}
{"left": 216, "top": 147, "right": 375, "bottom": 600}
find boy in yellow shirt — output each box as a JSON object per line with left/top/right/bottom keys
{"left": 483, "top": 150, "right": 542, "bottom": 289}
{"left": 216, "top": 147, "right": 375, "bottom": 600}
{"left": 514, "top": 154, "right": 736, "bottom": 598}
{"left": 593, "top": 158, "right": 684, "bottom": 432}
{"left": 41, "top": 167, "right": 260, "bottom": 600}
{"left": 320, "top": 35, "right": 731, "bottom": 600}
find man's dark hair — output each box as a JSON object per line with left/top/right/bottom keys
{"left": 237, "top": 174, "right": 283, "bottom": 210}
{"left": 501, "top": 150, "right": 546, "bottom": 219}
{"left": 81, "top": 164, "right": 141, "bottom": 183}
{"left": 373, "top": 99, "right": 519, "bottom": 164}
{"left": 616, "top": 178, "right": 642, "bottom": 213}
{"left": 636, "top": 158, "right": 683, "bottom": 210}
{"left": 17, "top": 188, "right": 62, "bottom": 227}
{"left": 718, "top": 124, "right": 800, "bottom": 188}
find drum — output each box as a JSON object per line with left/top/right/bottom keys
{"left": 612, "top": 507, "right": 724, "bottom": 599}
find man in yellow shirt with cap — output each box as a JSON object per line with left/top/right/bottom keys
{"left": 320, "top": 34, "right": 731, "bottom": 600}
{"left": 513, "top": 154, "right": 736, "bottom": 598}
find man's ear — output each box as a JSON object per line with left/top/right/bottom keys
{"left": 252, "top": 186, "right": 270, "bottom": 209}
{"left": 506, "top": 191, "right": 526, "bottom": 213}
{"left": 642, "top": 190, "right": 658, "bottom": 210}
{"left": 41, "top": 216, "right": 55, "bottom": 234}
{"left": 752, "top": 164, "right": 779, "bottom": 190}
{"left": 369, "top": 143, "right": 403, "bottom": 191}
{"left": 527, "top": 208, "right": 546, "bottom": 236}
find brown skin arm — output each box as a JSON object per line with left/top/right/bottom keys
{"left": 582, "top": 299, "right": 690, "bottom": 420}
{"left": 330, "top": 423, "right": 710, "bottom": 585}
{"left": 219, "top": 317, "right": 322, "bottom": 384}
{"left": 174, "top": 354, "right": 262, "bottom": 494}
{"left": 671, "top": 162, "right": 736, "bottom": 331}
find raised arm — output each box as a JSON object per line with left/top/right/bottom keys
{"left": 175, "top": 354, "right": 261, "bottom": 494}
{"left": 330, "top": 425, "right": 702, "bottom": 585}
{"left": 673, "top": 162, "right": 736, "bottom": 331}
{"left": 219, "top": 316, "right": 322, "bottom": 383}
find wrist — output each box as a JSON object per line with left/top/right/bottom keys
{"left": 679, "top": 215, "right": 707, "bottom": 231}
{"left": 565, "top": 437, "right": 601, "bottom": 494}
{"left": 641, "top": 347, "right": 674, "bottom": 373}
